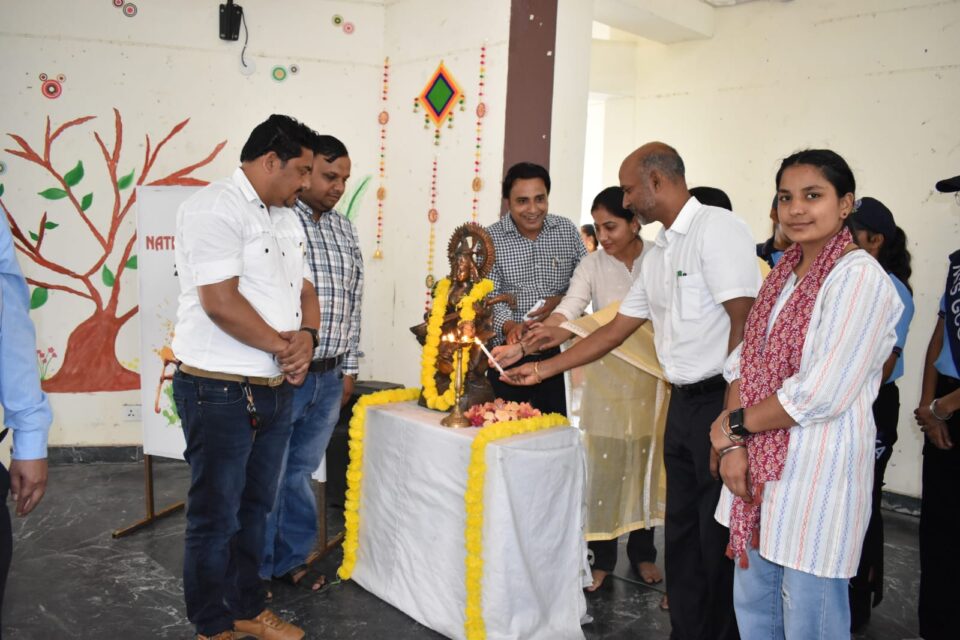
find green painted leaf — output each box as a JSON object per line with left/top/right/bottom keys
{"left": 30, "top": 287, "right": 48, "bottom": 310}
{"left": 343, "top": 175, "right": 373, "bottom": 222}
{"left": 80, "top": 193, "right": 93, "bottom": 211}
{"left": 64, "top": 160, "right": 84, "bottom": 187}
{"left": 0, "top": 184, "right": 4, "bottom": 198}
{"left": 28, "top": 231, "right": 38, "bottom": 241}
{"left": 38, "top": 187, "right": 68, "bottom": 200}
{"left": 117, "top": 168, "right": 135, "bottom": 190}
{"left": 125, "top": 255, "right": 138, "bottom": 270}
{"left": 44, "top": 221, "right": 59, "bottom": 230}
{"left": 102, "top": 265, "right": 115, "bottom": 287}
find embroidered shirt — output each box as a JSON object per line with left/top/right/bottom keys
{"left": 294, "top": 200, "right": 364, "bottom": 376}
{"left": 172, "top": 168, "right": 309, "bottom": 377}
{"left": 618, "top": 197, "right": 761, "bottom": 384}
{"left": 486, "top": 213, "right": 587, "bottom": 345}
{"left": 553, "top": 244, "right": 647, "bottom": 321}
{"left": 715, "top": 251, "right": 902, "bottom": 579}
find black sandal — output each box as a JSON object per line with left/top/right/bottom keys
{"left": 275, "top": 564, "right": 327, "bottom": 592}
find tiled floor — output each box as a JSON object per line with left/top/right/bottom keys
{"left": 4, "top": 461, "right": 921, "bottom": 638}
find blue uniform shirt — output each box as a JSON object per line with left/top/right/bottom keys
{"left": 0, "top": 222, "right": 53, "bottom": 459}
{"left": 935, "top": 293, "right": 960, "bottom": 379}
{"left": 886, "top": 273, "right": 914, "bottom": 383}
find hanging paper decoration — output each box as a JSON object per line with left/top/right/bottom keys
{"left": 373, "top": 57, "right": 390, "bottom": 259}
{"left": 39, "top": 73, "right": 64, "bottom": 100}
{"left": 414, "top": 62, "right": 465, "bottom": 145}
{"left": 424, "top": 157, "right": 439, "bottom": 311}
{"left": 471, "top": 45, "right": 487, "bottom": 222}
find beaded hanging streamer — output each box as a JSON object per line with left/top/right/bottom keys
{"left": 470, "top": 45, "right": 487, "bottom": 222}
{"left": 424, "top": 157, "right": 440, "bottom": 311}
{"left": 373, "top": 57, "right": 390, "bottom": 259}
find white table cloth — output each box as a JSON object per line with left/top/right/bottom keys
{"left": 350, "top": 401, "right": 588, "bottom": 640}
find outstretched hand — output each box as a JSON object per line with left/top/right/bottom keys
{"left": 491, "top": 343, "right": 524, "bottom": 369}
{"left": 500, "top": 362, "right": 542, "bottom": 386}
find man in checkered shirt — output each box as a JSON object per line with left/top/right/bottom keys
{"left": 485, "top": 162, "right": 586, "bottom": 415}
{"left": 261, "top": 134, "right": 364, "bottom": 591}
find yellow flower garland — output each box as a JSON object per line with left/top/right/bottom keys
{"left": 420, "top": 277, "right": 495, "bottom": 410}
{"left": 337, "top": 387, "right": 421, "bottom": 580}
{"left": 463, "top": 412, "right": 569, "bottom": 640}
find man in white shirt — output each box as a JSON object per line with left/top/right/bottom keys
{"left": 171, "top": 114, "right": 320, "bottom": 640}
{"left": 503, "top": 142, "right": 759, "bottom": 640}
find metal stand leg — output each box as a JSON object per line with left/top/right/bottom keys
{"left": 305, "top": 480, "right": 344, "bottom": 566}
{"left": 112, "top": 454, "right": 185, "bottom": 538}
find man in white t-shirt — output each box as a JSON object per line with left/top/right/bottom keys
{"left": 503, "top": 142, "right": 759, "bottom": 640}
{"left": 171, "top": 114, "right": 320, "bottom": 640}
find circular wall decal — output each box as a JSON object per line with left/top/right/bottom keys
{"left": 38, "top": 73, "right": 48, "bottom": 81}
{"left": 271, "top": 66, "right": 288, "bottom": 82}
{"left": 56, "top": 73, "right": 66, "bottom": 82}
{"left": 113, "top": 0, "right": 124, "bottom": 7}
{"left": 41, "top": 79, "right": 62, "bottom": 99}
{"left": 0, "top": 160, "right": 7, "bottom": 175}
{"left": 332, "top": 14, "right": 344, "bottom": 26}
{"left": 122, "top": 3, "right": 138, "bottom": 17}
{"left": 289, "top": 64, "right": 300, "bottom": 75}
{"left": 343, "top": 22, "right": 355, "bottom": 34}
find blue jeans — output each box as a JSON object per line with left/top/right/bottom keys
{"left": 734, "top": 545, "right": 850, "bottom": 639}
{"left": 173, "top": 371, "right": 293, "bottom": 637}
{"left": 261, "top": 368, "right": 343, "bottom": 578}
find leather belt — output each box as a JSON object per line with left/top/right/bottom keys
{"left": 672, "top": 373, "right": 726, "bottom": 396}
{"left": 178, "top": 364, "right": 284, "bottom": 387}
{"left": 309, "top": 354, "right": 345, "bottom": 374}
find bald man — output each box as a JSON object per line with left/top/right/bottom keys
{"left": 505, "top": 142, "right": 759, "bottom": 639}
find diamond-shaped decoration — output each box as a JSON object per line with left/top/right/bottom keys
{"left": 418, "top": 62, "right": 463, "bottom": 129}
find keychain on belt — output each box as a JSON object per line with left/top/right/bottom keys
{"left": 241, "top": 380, "right": 261, "bottom": 432}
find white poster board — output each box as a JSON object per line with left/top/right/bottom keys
{"left": 136, "top": 186, "right": 198, "bottom": 460}
{"left": 134, "top": 186, "right": 327, "bottom": 480}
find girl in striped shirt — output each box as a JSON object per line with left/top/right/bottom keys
{"left": 709, "top": 149, "right": 902, "bottom": 638}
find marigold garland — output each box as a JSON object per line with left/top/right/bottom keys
{"left": 463, "top": 412, "right": 570, "bottom": 640}
{"left": 337, "top": 386, "right": 421, "bottom": 581}
{"left": 419, "top": 277, "right": 495, "bottom": 410}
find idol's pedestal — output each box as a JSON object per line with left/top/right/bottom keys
{"left": 349, "top": 402, "right": 587, "bottom": 640}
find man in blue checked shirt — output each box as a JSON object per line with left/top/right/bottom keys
{"left": 0, "top": 219, "right": 53, "bottom": 626}
{"left": 261, "top": 134, "right": 364, "bottom": 592}
{"left": 485, "top": 162, "right": 586, "bottom": 415}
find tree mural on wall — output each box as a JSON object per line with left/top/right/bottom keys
{"left": 0, "top": 109, "right": 226, "bottom": 392}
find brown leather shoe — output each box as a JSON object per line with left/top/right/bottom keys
{"left": 197, "top": 632, "right": 238, "bottom": 640}
{"left": 234, "top": 609, "right": 304, "bottom": 640}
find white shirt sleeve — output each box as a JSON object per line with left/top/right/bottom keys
{"left": 181, "top": 206, "right": 244, "bottom": 286}
{"left": 553, "top": 256, "right": 594, "bottom": 321}
{"left": 724, "top": 342, "right": 743, "bottom": 383}
{"left": 777, "top": 258, "right": 902, "bottom": 427}
{"left": 618, "top": 270, "right": 650, "bottom": 319}
{"left": 700, "top": 214, "right": 761, "bottom": 305}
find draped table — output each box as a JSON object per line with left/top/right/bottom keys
{"left": 348, "top": 401, "right": 588, "bottom": 640}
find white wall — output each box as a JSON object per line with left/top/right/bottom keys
{"left": 0, "top": 0, "right": 533, "bottom": 452}
{"left": 593, "top": 0, "right": 960, "bottom": 497}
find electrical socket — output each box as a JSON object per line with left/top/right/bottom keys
{"left": 122, "top": 404, "right": 141, "bottom": 422}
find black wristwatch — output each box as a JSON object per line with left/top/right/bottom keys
{"left": 299, "top": 327, "right": 320, "bottom": 350}
{"left": 728, "top": 407, "right": 751, "bottom": 438}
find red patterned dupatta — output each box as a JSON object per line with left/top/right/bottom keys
{"left": 727, "top": 226, "right": 853, "bottom": 567}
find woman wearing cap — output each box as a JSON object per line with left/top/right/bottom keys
{"left": 847, "top": 197, "right": 914, "bottom": 630}
{"left": 709, "top": 149, "right": 902, "bottom": 636}
{"left": 915, "top": 173, "right": 960, "bottom": 640}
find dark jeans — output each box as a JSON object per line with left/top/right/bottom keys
{"left": 589, "top": 527, "right": 657, "bottom": 573}
{"left": 850, "top": 381, "right": 898, "bottom": 631}
{"left": 0, "top": 462, "right": 10, "bottom": 634}
{"left": 919, "top": 374, "right": 960, "bottom": 640}
{"left": 487, "top": 347, "right": 567, "bottom": 416}
{"left": 173, "top": 371, "right": 294, "bottom": 637}
{"left": 664, "top": 384, "right": 738, "bottom": 640}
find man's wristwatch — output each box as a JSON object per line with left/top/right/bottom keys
{"left": 299, "top": 327, "right": 320, "bottom": 350}
{"left": 727, "top": 408, "right": 751, "bottom": 438}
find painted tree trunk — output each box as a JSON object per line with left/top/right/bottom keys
{"left": 42, "top": 309, "right": 139, "bottom": 392}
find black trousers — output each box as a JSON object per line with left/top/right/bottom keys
{"left": 849, "top": 381, "right": 899, "bottom": 631}
{"left": 0, "top": 462, "right": 11, "bottom": 634}
{"left": 589, "top": 527, "right": 656, "bottom": 573}
{"left": 919, "top": 374, "right": 960, "bottom": 640}
{"left": 664, "top": 383, "right": 738, "bottom": 640}
{"left": 486, "top": 347, "right": 567, "bottom": 416}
